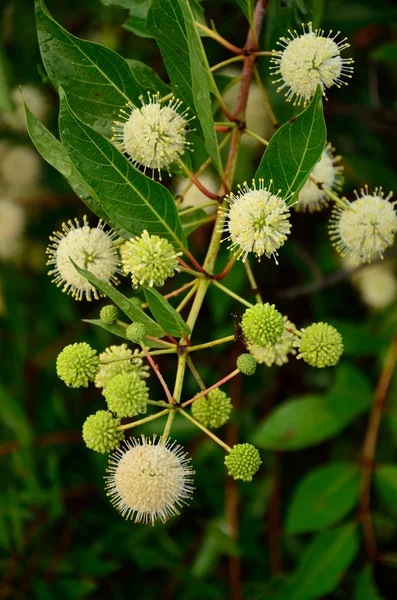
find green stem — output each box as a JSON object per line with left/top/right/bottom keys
{"left": 182, "top": 368, "right": 241, "bottom": 407}
{"left": 244, "top": 258, "right": 263, "bottom": 303}
{"left": 178, "top": 408, "right": 232, "bottom": 452}
{"left": 162, "top": 409, "right": 176, "bottom": 439}
{"left": 186, "top": 356, "right": 207, "bottom": 391}
{"left": 178, "top": 265, "right": 205, "bottom": 278}
{"left": 142, "top": 344, "right": 175, "bottom": 405}
{"left": 176, "top": 281, "right": 199, "bottom": 313}
{"left": 212, "top": 279, "right": 254, "bottom": 308}
{"left": 178, "top": 202, "right": 218, "bottom": 216}
{"left": 210, "top": 55, "right": 245, "bottom": 72}
{"left": 116, "top": 409, "right": 170, "bottom": 431}
{"left": 99, "top": 348, "right": 176, "bottom": 364}
{"left": 188, "top": 334, "right": 235, "bottom": 353}
{"left": 245, "top": 129, "right": 269, "bottom": 146}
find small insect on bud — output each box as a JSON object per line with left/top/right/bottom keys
{"left": 56, "top": 342, "right": 99, "bottom": 388}
{"left": 82, "top": 410, "right": 124, "bottom": 454}
{"left": 225, "top": 443, "right": 262, "bottom": 482}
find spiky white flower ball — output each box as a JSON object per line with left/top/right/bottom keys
{"left": 248, "top": 317, "right": 297, "bottom": 367}
{"left": 0, "top": 145, "right": 42, "bottom": 198}
{"left": 270, "top": 23, "right": 354, "bottom": 105}
{"left": 220, "top": 179, "right": 291, "bottom": 262}
{"left": 121, "top": 230, "right": 182, "bottom": 288}
{"left": 1, "top": 85, "right": 48, "bottom": 132}
{"left": 295, "top": 144, "right": 344, "bottom": 213}
{"left": 0, "top": 198, "right": 25, "bottom": 260}
{"left": 46, "top": 216, "right": 120, "bottom": 301}
{"left": 176, "top": 173, "right": 218, "bottom": 214}
{"left": 95, "top": 344, "right": 149, "bottom": 389}
{"left": 106, "top": 436, "right": 194, "bottom": 525}
{"left": 329, "top": 187, "right": 397, "bottom": 264}
{"left": 354, "top": 263, "right": 397, "bottom": 310}
{"left": 112, "top": 92, "right": 191, "bottom": 177}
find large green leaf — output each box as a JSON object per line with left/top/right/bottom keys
{"left": 35, "top": 0, "right": 153, "bottom": 135}
{"left": 374, "top": 464, "right": 397, "bottom": 517}
{"left": 58, "top": 90, "right": 187, "bottom": 251}
{"left": 285, "top": 463, "right": 360, "bottom": 534}
{"left": 71, "top": 260, "right": 164, "bottom": 338}
{"left": 125, "top": 59, "right": 170, "bottom": 96}
{"left": 286, "top": 523, "right": 359, "bottom": 600}
{"left": 144, "top": 287, "right": 191, "bottom": 338}
{"left": 326, "top": 363, "right": 372, "bottom": 427}
{"left": 147, "top": 0, "right": 222, "bottom": 173}
{"left": 255, "top": 86, "right": 326, "bottom": 204}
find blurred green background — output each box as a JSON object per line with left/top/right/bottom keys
{"left": 1, "top": 0, "right": 397, "bottom": 598}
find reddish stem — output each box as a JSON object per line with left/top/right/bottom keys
{"left": 141, "top": 345, "right": 176, "bottom": 404}
{"left": 182, "top": 368, "right": 240, "bottom": 407}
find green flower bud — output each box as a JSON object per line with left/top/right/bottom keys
{"left": 191, "top": 389, "right": 232, "bottom": 429}
{"left": 56, "top": 342, "right": 99, "bottom": 388}
{"left": 224, "top": 443, "right": 262, "bottom": 482}
{"left": 236, "top": 353, "right": 257, "bottom": 375}
{"left": 82, "top": 410, "right": 124, "bottom": 453}
{"left": 103, "top": 372, "right": 149, "bottom": 418}
{"left": 242, "top": 303, "right": 284, "bottom": 348}
{"left": 100, "top": 304, "right": 119, "bottom": 325}
{"left": 126, "top": 322, "right": 146, "bottom": 345}
{"left": 121, "top": 230, "right": 182, "bottom": 288}
{"left": 296, "top": 322, "right": 344, "bottom": 368}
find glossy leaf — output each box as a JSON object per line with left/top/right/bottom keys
{"left": 71, "top": 260, "right": 164, "bottom": 338}
{"left": 125, "top": 59, "right": 170, "bottom": 96}
{"left": 287, "top": 523, "right": 359, "bottom": 600}
{"left": 255, "top": 86, "right": 326, "bottom": 204}
{"left": 147, "top": 0, "right": 222, "bottom": 173}
{"left": 374, "top": 464, "right": 397, "bottom": 517}
{"left": 35, "top": 0, "right": 150, "bottom": 135}
{"left": 144, "top": 287, "right": 191, "bottom": 338}
{"left": 123, "top": 1, "right": 153, "bottom": 38}
{"left": 58, "top": 90, "right": 187, "bottom": 251}
{"left": 285, "top": 463, "right": 360, "bottom": 534}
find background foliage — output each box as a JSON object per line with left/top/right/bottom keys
{"left": 1, "top": 0, "right": 397, "bottom": 598}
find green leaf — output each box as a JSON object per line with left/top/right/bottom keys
{"left": 180, "top": 207, "right": 211, "bottom": 235}
{"left": 329, "top": 319, "right": 388, "bottom": 357}
{"left": 125, "top": 59, "right": 170, "bottom": 96}
{"left": 374, "top": 464, "right": 397, "bottom": 517}
{"left": 35, "top": 0, "right": 151, "bottom": 135}
{"left": 233, "top": 0, "right": 255, "bottom": 23}
{"left": 123, "top": 2, "right": 154, "bottom": 38}
{"left": 58, "top": 89, "right": 187, "bottom": 251}
{"left": 255, "top": 86, "right": 326, "bottom": 204}
{"left": 71, "top": 260, "right": 164, "bottom": 338}
{"left": 83, "top": 318, "right": 167, "bottom": 348}
{"left": 287, "top": 523, "right": 359, "bottom": 600}
{"left": 147, "top": 0, "right": 222, "bottom": 173}
{"left": 326, "top": 363, "right": 372, "bottom": 427}
{"left": 285, "top": 463, "right": 360, "bottom": 534}
{"left": 354, "top": 565, "right": 385, "bottom": 600}
{"left": 144, "top": 287, "right": 191, "bottom": 337}
{"left": 251, "top": 395, "right": 340, "bottom": 451}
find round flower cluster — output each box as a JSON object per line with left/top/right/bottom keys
{"left": 236, "top": 353, "right": 257, "bottom": 376}
{"left": 242, "top": 303, "right": 284, "bottom": 348}
{"left": 295, "top": 322, "right": 343, "bottom": 368}
{"left": 191, "top": 389, "right": 232, "bottom": 429}
{"left": 121, "top": 230, "right": 182, "bottom": 288}
{"left": 224, "top": 443, "right": 262, "bottom": 482}
{"left": 295, "top": 144, "right": 344, "bottom": 213}
{"left": 1, "top": 85, "right": 48, "bottom": 132}
{"left": 220, "top": 179, "right": 291, "bottom": 262}
{"left": 330, "top": 187, "right": 397, "bottom": 264}
{"left": 270, "top": 23, "right": 354, "bottom": 105}
{"left": 0, "top": 143, "right": 42, "bottom": 201}
{"left": 105, "top": 436, "right": 194, "bottom": 524}
{"left": 126, "top": 322, "right": 147, "bottom": 345}
{"left": 82, "top": 410, "right": 124, "bottom": 454}
{"left": 46, "top": 216, "right": 120, "bottom": 301}
{"left": 56, "top": 342, "right": 99, "bottom": 388}
{"left": 100, "top": 304, "right": 119, "bottom": 325}
{"left": 354, "top": 263, "right": 397, "bottom": 310}
{"left": 248, "top": 317, "right": 297, "bottom": 367}
{"left": 112, "top": 92, "right": 190, "bottom": 177}
{"left": 103, "top": 372, "right": 149, "bottom": 418}
{"left": 95, "top": 344, "right": 149, "bottom": 389}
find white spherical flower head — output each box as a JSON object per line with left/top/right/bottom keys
{"left": 0, "top": 198, "right": 25, "bottom": 260}
{"left": 295, "top": 144, "right": 344, "bottom": 213}
{"left": 270, "top": 23, "right": 354, "bottom": 105}
{"left": 220, "top": 179, "right": 291, "bottom": 262}
{"left": 354, "top": 263, "right": 397, "bottom": 311}
{"left": 106, "top": 436, "right": 194, "bottom": 525}
{"left": 1, "top": 85, "right": 48, "bottom": 132}
{"left": 329, "top": 187, "right": 397, "bottom": 264}
{"left": 46, "top": 216, "right": 120, "bottom": 301}
{"left": 1, "top": 145, "right": 42, "bottom": 196}
{"left": 112, "top": 92, "right": 191, "bottom": 178}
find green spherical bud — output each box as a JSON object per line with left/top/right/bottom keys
{"left": 126, "top": 322, "right": 146, "bottom": 345}
{"left": 103, "top": 372, "right": 149, "bottom": 418}
{"left": 100, "top": 304, "right": 119, "bottom": 325}
{"left": 224, "top": 443, "right": 262, "bottom": 482}
{"left": 56, "top": 342, "right": 99, "bottom": 388}
{"left": 236, "top": 353, "right": 257, "bottom": 375}
{"left": 297, "top": 322, "right": 344, "bottom": 368}
{"left": 242, "top": 303, "right": 284, "bottom": 348}
{"left": 191, "top": 389, "right": 232, "bottom": 429}
{"left": 82, "top": 410, "right": 124, "bottom": 453}
{"left": 121, "top": 230, "right": 182, "bottom": 288}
